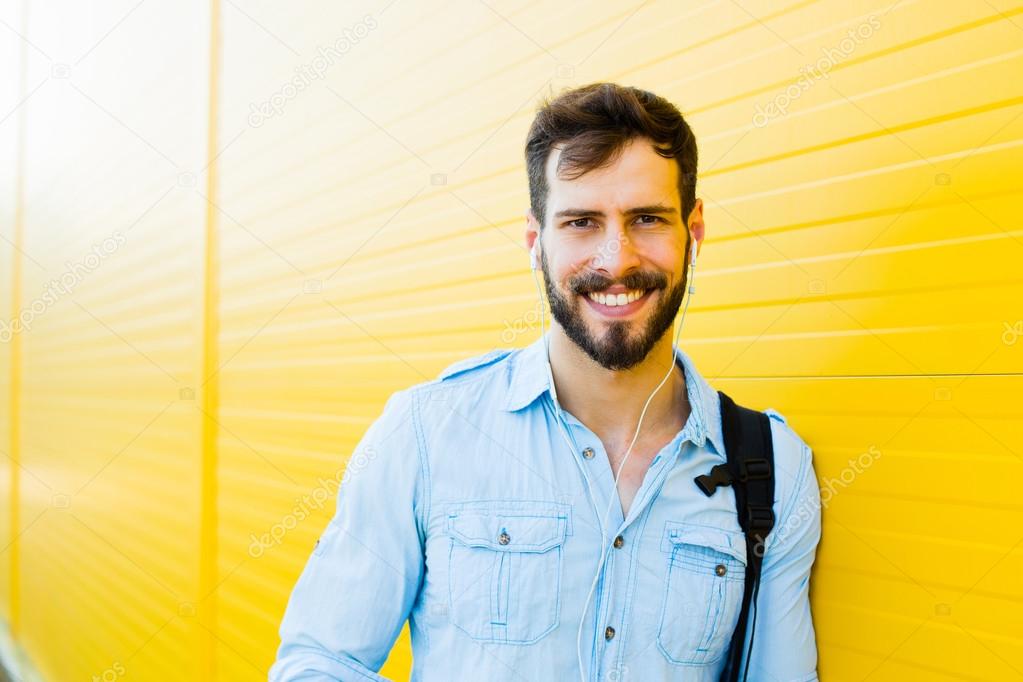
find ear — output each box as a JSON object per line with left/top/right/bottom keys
{"left": 686, "top": 198, "right": 705, "bottom": 258}
{"left": 525, "top": 208, "right": 542, "bottom": 256}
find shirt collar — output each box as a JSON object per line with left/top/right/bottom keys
{"left": 502, "top": 332, "right": 726, "bottom": 456}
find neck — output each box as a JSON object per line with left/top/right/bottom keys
{"left": 546, "top": 326, "right": 689, "bottom": 450}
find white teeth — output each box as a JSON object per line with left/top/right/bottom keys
{"left": 587, "top": 289, "right": 647, "bottom": 307}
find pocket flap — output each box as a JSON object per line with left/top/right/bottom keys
{"left": 660, "top": 522, "right": 747, "bottom": 565}
{"left": 447, "top": 504, "right": 569, "bottom": 552}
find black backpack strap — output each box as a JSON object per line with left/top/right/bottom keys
{"left": 714, "top": 390, "right": 776, "bottom": 682}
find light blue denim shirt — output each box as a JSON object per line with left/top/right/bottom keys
{"left": 270, "top": 333, "right": 821, "bottom": 682}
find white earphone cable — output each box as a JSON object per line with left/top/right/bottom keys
{"left": 530, "top": 236, "right": 697, "bottom": 682}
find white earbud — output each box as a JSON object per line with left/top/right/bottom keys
{"left": 688, "top": 236, "right": 697, "bottom": 294}
{"left": 529, "top": 243, "right": 539, "bottom": 271}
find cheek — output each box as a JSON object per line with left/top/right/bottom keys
{"left": 658, "top": 255, "right": 686, "bottom": 281}
{"left": 547, "top": 258, "right": 586, "bottom": 289}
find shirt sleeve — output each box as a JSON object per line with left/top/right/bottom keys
{"left": 269, "top": 388, "right": 427, "bottom": 681}
{"left": 739, "top": 437, "right": 822, "bottom": 682}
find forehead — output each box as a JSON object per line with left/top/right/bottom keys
{"left": 545, "top": 137, "right": 680, "bottom": 212}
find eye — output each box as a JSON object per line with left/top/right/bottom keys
{"left": 566, "top": 218, "right": 593, "bottom": 229}
{"left": 635, "top": 214, "right": 664, "bottom": 225}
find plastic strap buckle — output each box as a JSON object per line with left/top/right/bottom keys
{"left": 746, "top": 505, "right": 775, "bottom": 533}
{"left": 738, "top": 458, "right": 772, "bottom": 482}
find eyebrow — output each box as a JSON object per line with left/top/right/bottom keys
{"left": 553, "top": 204, "right": 679, "bottom": 219}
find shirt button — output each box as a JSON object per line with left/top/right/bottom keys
{"left": 582, "top": 447, "right": 595, "bottom": 459}
{"left": 499, "top": 531, "right": 510, "bottom": 545}
{"left": 605, "top": 626, "right": 615, "bottom": 641}
{"left": 613, "top": 535, "right": 624, "bottom": 549}
{"left": 715, "top": 563, "right": 727, "bottom": 577}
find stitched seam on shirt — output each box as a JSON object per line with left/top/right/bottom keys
{"left": 771, "top": 438, "right": 814, "bottom": 555}
{"left": 410, "top": 388, "right": 431, "bottom": 549}
{"left": 409, "top": 389, "right": 433, "bottom": 659}
{"left": 784, "top": 442, "right": 813, "bottom": 530}
{"left": 335, "top": 654, "right": 390, "bottom": 681}
{"left": 789, "top": 672, "right": 819, "bottom": 682}
{"left": 432, "top": 354, "right": 511, "bottom": 389}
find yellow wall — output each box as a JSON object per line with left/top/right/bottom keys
{"left": 2, "top": 1, "right": 1021, "bottom": 680}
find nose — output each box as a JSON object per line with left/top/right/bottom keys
{"left": 591, "top": 224, "right": 641, "bottom": 280}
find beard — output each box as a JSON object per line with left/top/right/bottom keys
{"left": 540, "top": 249, "right": 688, "bottom": 372}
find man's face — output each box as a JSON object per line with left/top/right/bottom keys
{"left": 529, "top": 137, "right": 701, "bottom": 371}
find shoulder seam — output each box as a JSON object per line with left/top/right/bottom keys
{"left": 770, "top": 435, "right": 814, "bottom": 552}
{"left": 436, "top": 349, "right": 514, "bottom": 383}
{"left": 780, "top": 429, "right": 812, "bottom": 517}
{"left": 409, "top": 388, "right": 431, "bottom": 548}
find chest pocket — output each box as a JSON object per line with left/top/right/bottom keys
{"left": 445, "top": 501, "right": 570, "bottom": 644}
{"left": 657, "top": 522, "right": 747, "bottom": 666}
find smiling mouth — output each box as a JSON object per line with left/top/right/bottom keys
{"left": 585, "top": 288, "right": 649, "bottom": 307}
{"left": 582, "top": 288, "right": 654, "bottom": 317}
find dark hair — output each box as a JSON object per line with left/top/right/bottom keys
{"left": 525, "top": 82, "right": 698, "bottom": 229}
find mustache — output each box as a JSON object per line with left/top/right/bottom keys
{"left": 570, "top": 271, "right": 668, "bottom": 295}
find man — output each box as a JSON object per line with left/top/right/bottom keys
{"left": 271, "top": 82, "right": 821, "bottom": 681}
